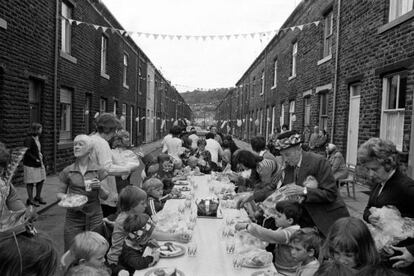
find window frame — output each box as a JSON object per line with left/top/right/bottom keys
{"left": 323, "top": 11, "right": 333, "bottom": 58}
{"left": 272, "top": 59, "right": 278, "bottom": 88}
{"left": 290, "top": 42, "right": 298, "bottom": 78}
{"left": 100, "top": 98, "right": 107, "bottom": 113}
{"left": 61, "top": 2, "right": 73, "bottom": 54}
{"left": 260, "top": 70, "right": 265, "bottom": 96}
{"left": 100, "top": 35, "right": 108, "bottom": 75}
{"left": 388, "top": 0, "right": 414, "bottom": 22}
{"left": 303, "top": 96, "right": 311, "bottom": 127}
{"left": 59, "top": 88, "right": 72, "bottom": 142}
{"left": 319, "top": 93, "right": 328, "bottom": 131}
{"left": 123, "top": 53, "right": 129, "bottom": 89}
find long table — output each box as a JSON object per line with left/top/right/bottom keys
{"left": 136, "top": 175, "right": 278, "bottom": 276}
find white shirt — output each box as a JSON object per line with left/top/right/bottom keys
{"left": 205, "top": 138, "right": 223, "bottom": 165}
{"left": 162, "top": 134, "right": 173, "bottom": 153}
{"left": 165, "top": 137, "right": 183, "bottom": 159}
{"left": 189, "top": 134, "right": 199, "bottom": 150}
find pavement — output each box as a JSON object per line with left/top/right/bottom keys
{"left": 233, "top": 139, "right": 370, "bottom": 219}
{"left": 14, "top": 139, "right": 163, "bottom": 214}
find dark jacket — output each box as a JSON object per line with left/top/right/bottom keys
{"left": 363, "top": 169, "right": 414, "bottom": 257}
{"left": 254, "top": 151, "right": 349, "bottom": 236}
{"left": 23, "top": 136, "right": 43, "bottom": 167}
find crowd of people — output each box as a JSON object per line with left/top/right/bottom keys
{"left": 0, "top": 116, "right": 413, "bottom": 276}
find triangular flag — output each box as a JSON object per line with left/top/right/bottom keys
{"left": 161, "top": 34, "right": 167, "bottom": 40}
{"left": 110, "top": 28, "right": 116, "bottom": 34}
{"left": 298, "top": 25, "right": 304, "bottom": 31}
{"left": 168, "top": 35, "right": 174, "bottom": 40}
{"left": 102, "top": 27, "right": 108, "bottom": 32}
{"left": 202, "top": 36, "right": 207, "bottom": 41}
{"left": 234, "top": 34, "right": 239, "bottom": 39}
{"left": 242, "top": 33, "right": 248, "bottom": 39}
{"left": 176, "top": 35, "right": 182, "bottom": 40}
{"left": 266, "top": 31, "right": 272, "bottom": 36}
{"left": 314, "top": 21, "right": 320, "bottom": 27}
{"left": 136, "top": 32, "right": 142, "bottom": 37}
{"left": 218, "top": 35, "right": 224, "bottom": 40}
{"left": 120, "top": 30, "right": 126, "bottom": 35}
{"left": 127, "top": 31, "right": 133, "bottom": 36}
{"left": 145, "top": 33, "right": 151, "bottom": 38}
{"left": 153, "top": 34, "right": 159, "bottom": 39}
{"left": 209, "top": 35, "right": 215, "bottom": 40}
{"left": 93, "top": 24, "right": 100, "bottom": 30}
{"left": 225, "top": 35, "right": 231, "bottom": 40}
{"left": 250, "top": 33, "right": 255, "bottom": 39}
{"left": 68, "top": 19, "right": 74, "bottom": 25}
{"left": 290, "top": 27, "right": 295, "bottom": 31}
{"left": 185, "top": 35, "right": 191, "bottom": 40}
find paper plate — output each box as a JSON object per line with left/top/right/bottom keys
{"left": 251, "top": 270, "right": 278, "bottom": 276}
{"left": 159, "top": 242, "right": 186, "bottom": 258}
{"left": 144, "top": 267, "right": 185, "bottom": 276}
{"left": 58, "top": 194, "right": 88, "bottom": 208}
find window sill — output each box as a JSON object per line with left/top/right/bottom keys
{"left": 123, "top": 84, "right": 129, "bottom": 90}
{"left": 378, "top": 10, "right": 414, "bottom": 34}
{"left": 58, "top": 141, "right": 73, "bottom": 150}
{"left": 271, "top": 85, "right": 277, "bottom": 90}
{"left": 60, "top": 51, "right": 77, "bottom": 64}
{"left": 317, "top": 54, "right": 332, "bottom": 66}
{"left": 0, "top": 17, "right": 7, "bottom": 29}
{"left": 100, "top": 72, "right": 110, "bottom": 80}
{"left": 288, "top": 75, "right": 296, "bottom": 81}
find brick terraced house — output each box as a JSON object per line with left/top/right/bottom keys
{"left": 217, "top": 0, "right": 414, "bottom": 177}
{"left": 0, "top": 0, "right": 191, "bottom": 174}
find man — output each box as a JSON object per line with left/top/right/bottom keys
{"left": 250, "top": 136, "right": 279, "bottom": 163}
{"left": 205, "top": 132, "right": 224, "bottom": 169}
{"left": 161, "top": 129, "right": 173, "bottom": 153}
{"left": 210, "top": 126, "right": 223, "bottom": 145}
{"left": 188, "top": 127, "right": 199, "bottom": 150}
{"left": 240, "top": 130, "right": 349, "bottom": 236}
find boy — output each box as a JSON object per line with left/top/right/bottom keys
{"left": 142, "top": 178, "right": 165, "bottom": 217}
{"left": 235, "top": 200, "right": 302, "bottom": 275}
{"left": 119, "top": 213, "right": 160, "bottom": 274}
{"left": 289, "top": 228, "right": 322, "bottom": 276}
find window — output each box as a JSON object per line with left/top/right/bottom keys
{"left": 252, "top": 77, "right": 256, "bottom": 95}
{"left": 291, "top": 42, "right": 298, "bottom": 78}
{"left": 100, "top": 35, "right": 108, "bottom": 75}
{"left": 84, "top": 94, "right": 91, "bottom": 134}
{"left": 28, "top": 79, "right": 43, "bottom": 125}
{"left": 271, "top": 106, "right": 276, "bottom": 134}
{"left": 319, "top": 93, "right": 328, "bottom": 131}
{"left": 272, "top": 59, "right": 277, "bottom": 88}
{"left": 130, "top": 106, "right": 134, "bottom": 134}
{"left": 138, "top": 67, "right": 143, "bottom": 95}
{"left": 380, "top": 73, "right": 407, "bottom": 151}
{"left": 389, "top": 0, "right": 414, "bottom": 21}
{"left": 304, "top": 97, "right": 311, "bottom": 127}
{"left": 123, "top": 54, "right": 129, "bottom": 88}
{"left": 323, "top": 11, "right": 333, "bottom": 58}
{"left": 260, "top": 71, "right": 265, "bottom": 95}
{"left": 289, "top": 100, "right": 295, "bottom": 130}
{"left": 60, "top": 88, "right": 72, "bottom": 142}
{"left": 100, "top": 98, "right": 107, "bottom": 113}
{"left": 122, "top": 103, "right": 127, "bottom": 129}
{"left": 61, "top": 2, "right": 72, "bottom": 54}
{"left": 280, "top": 103, "right": 285, "bottom": 127}
{"left": 113, "top": 100, "right": 118, "bottom": 115}
{"left": 259, "top": 109, "right": 263, "bottom": 134}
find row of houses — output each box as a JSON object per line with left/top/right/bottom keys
{"left": 215, "top": 0, "right": 414, "bottom": 177}
{"left": 0, "top": 0, "right": 192, "bottom": 172}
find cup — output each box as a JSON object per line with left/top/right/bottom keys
{"left": 225, "top": 216, "right": 234, "bottom": 226}
{"left": 185, "top": 198, "right": 192, "bottom": 209}
{"left": 187, "top": 242, "right": 197, "bottom": 256}
{"left": 84, "top": 178, "right": 95, "bottom": 192}
{"left": 226, "top": 239, "right": 235, "bottom": 254}
{"left": 187, "top": 221, "right": 196, "bottom": 231}
{"left": 178, "top": 204, "right": 185, "bottom": 215}
{"left": 233, "top": 255, "right": 243, "bottom": 270}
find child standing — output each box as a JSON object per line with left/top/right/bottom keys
{"left": 235, "top": 200, "right": 302, "bottom": 275}
{"left": 289, "top": 228, "right": 322, "bottom": 276}
{"left": 142, "top": 178, "right": 165, "bottom": 217}
{"left": 322, "top": 217, "right": 380, "bottom": 271}
{"left": 65, "top": 231, "right": 110, "bottom": 274}
{"left": 119, "top": 213, "right": 160, "bottom": 274}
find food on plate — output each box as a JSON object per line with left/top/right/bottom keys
{"left": 58, "top": 194, "right": 88, "bottom": 208}
{"left": 174, "top": 180, "right": 189, "bottom": 186}
{"left": 251, "top": 270, "right": 278, "bottom": 276}
{"left": 241, "top": 248, "right": 273, "bottom": 267}
{"left": 151, "top": 268, "right": 178, "bottom": 276}
{"left": 159, "top": 242, "right": 183, "bottom": 257}
{"left": 196, "top": 198, "right": 219, "bottom": 217}
{"left": 178, "top": 186, "right": 191, "bottom": 192}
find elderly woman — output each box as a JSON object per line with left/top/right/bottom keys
{"left": 57, "top": 135, "right": 109, "bottom": 250}
{"left": 358, "top": 138, "right": 414, "bottom": 273}
{"left": 326, "top": 143, "right": 348, "bottom": 181}
{"left": 111, "top": 130, "right": 140, "bottom": 193}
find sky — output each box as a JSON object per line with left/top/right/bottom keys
{"left": 102, "top": 0, "right": 299, "bottom": 92}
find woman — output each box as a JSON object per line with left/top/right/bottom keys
{"left": 89, "top": 113, "right": 130, "bottom": 218}
{"left": 326, "top": 143, "right": 348, "bottom": 181}
{"left": 358, "top": 138, "right": 414, "bottom": 273}
{"left": 23, "top": 123, "right": 46, "bottom": 206}
{"left": 194, "top": 139, "right": 213, "bottom": 174}
{"left": 221, "top": 135, "right": 239, "bottom": 168}
{"left": 111, "top": 130, "right": 140, "bottom": 193}
{"left": 232, "top": 149, "right": 278, "bottom": 191}
{"left": 57, "top": 135, "right": 109, "bottom": 250}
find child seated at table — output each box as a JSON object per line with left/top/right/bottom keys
{"left": 183, "top": 156, "right": 201, "bottom": 174}
{"left": 118, "top": 213, "right": 160, "bottom": 274}
{"left": 142, "top": 178, "right": 165, "bottom": 217}
{"left": 289, "top": 228, "right": 322, "bottom": 276}
{"left": 64, "top": 231, "right": 111, "bottom": 275}
{"left": 65, "top": 264, "right": 110, "bottom": 276}
{"left": 235, "top": 200, "right": 302, "bottom": 275}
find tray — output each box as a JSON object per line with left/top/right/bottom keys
{"left": 58, "top": 194, "right": 88, "bottom": 208}
{"left": 159, "top": 242, "right": 186, "bottom": 258}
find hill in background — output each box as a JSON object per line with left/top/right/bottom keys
{"left": 181, "top": 88, "right": 230, "bottom": 128}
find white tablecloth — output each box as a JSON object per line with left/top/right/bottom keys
{"left": 136, "top": 175, "right": 278, "bottom": 276}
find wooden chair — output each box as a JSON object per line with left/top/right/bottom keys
{"left": 337, "top": 164, "right": 356, "bottom": 199}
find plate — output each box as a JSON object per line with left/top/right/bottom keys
{"left": 159, "top": 242, "right": 186, "bottom": 258}
{"left": 144, "top": 267, "right": 185, "bottom": 276}
{"left": 243, "top": 262, "right": 272, "bottom": 269}
{"left": 174, "top": 180, "right": 189, "bottom": 186}
{"left": 58, "top": 194, "right": 88, "bottom": 208}
{"left": 251, "top": 270, "right": 278, "bottom": 276}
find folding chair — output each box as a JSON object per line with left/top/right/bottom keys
{"left": 337, "top": 163, "right": 356, "bottom": 199}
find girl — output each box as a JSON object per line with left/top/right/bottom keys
{"left": 57, "top": 134, "right": 109, "bottom": 251}
{"left": 322, "top": 217, "right": 380, "bottom": 271}
{"left": 142, "top": 178, "right": 165, "bottom": 217}
{"left": 65, "top": 231, "right": 110, "bottom": 274}
{"left": 106, "top": 186, "right": 190, "bottom": 271}
{"left": 23, "top": 123, "right": 46, "bottom": 206}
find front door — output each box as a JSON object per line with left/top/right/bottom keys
{"left": 346, "top": 83, "right": 361, "bottom": 166}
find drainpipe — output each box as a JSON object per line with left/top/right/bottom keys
{"left": 53, "top": 0, "right": 59, "bottom": 173}
{"left": 331, "top": 0, "right": 342, "bottom": 143}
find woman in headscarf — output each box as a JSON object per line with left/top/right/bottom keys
{"left": 57, "top": 134, "right": 109, "bottom": 250}
{"left": 326, "top": 143, "right": 348, "bottom": 181}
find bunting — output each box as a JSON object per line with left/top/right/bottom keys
{"left": 61, "top": 16, "right": 320, "bottom": 42}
